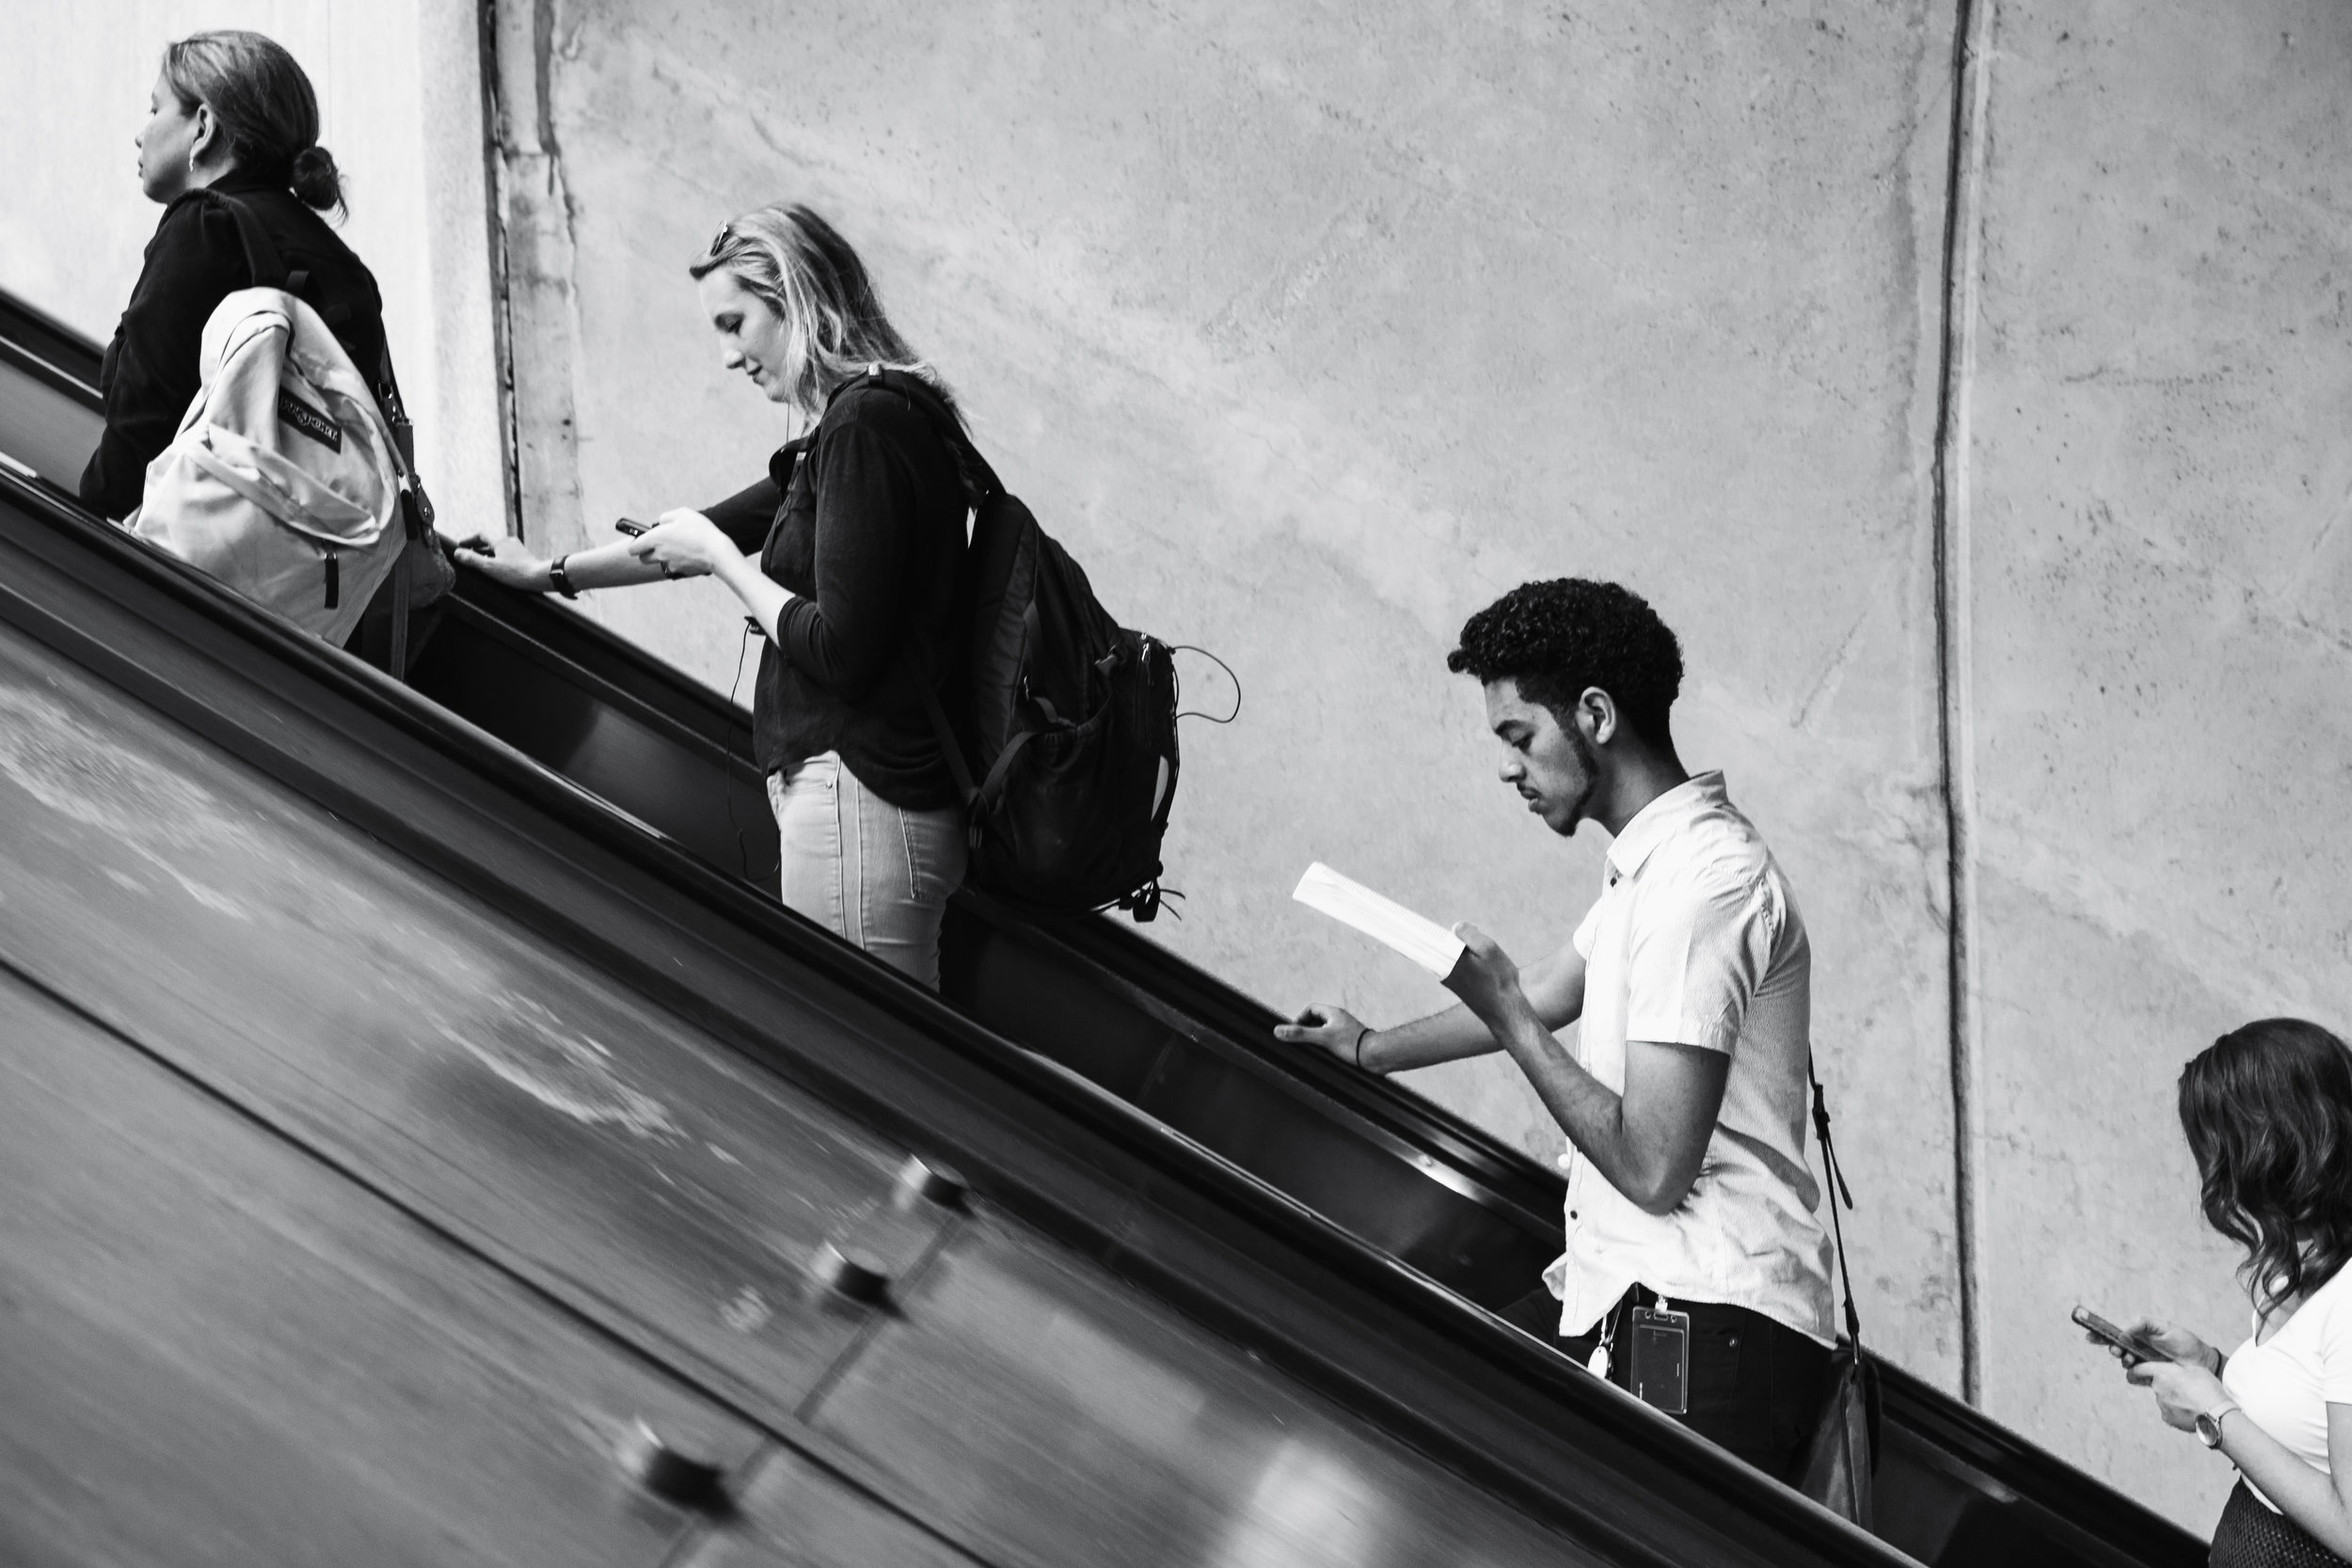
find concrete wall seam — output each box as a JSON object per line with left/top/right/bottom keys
{"left": 477, "top": 0, "right": 522, "bottom": 537}
{"left": 488, "top": 0, "right": 586, "bottom": 551}
{"left": 1932, "top": 0, "right": 1999, "bottom": 1409}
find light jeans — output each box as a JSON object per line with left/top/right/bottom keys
{"left": 768, "top": 752, "right": 969, "bottom": 990}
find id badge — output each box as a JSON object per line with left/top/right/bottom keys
{"left": 1629, "top": 1304, "right": 1691, "bottom": 1416}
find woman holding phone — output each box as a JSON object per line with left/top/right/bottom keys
{"left": 460, "top": 204, "right": 971, "bottom": 988}
{"left": 2103, "top": 1019, "right": 2352, "bottom": 1565}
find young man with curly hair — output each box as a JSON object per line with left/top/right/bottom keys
{"left": 1276, "top": 577, "right": 1836, "bottom": 1481}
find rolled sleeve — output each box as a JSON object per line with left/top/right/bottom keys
{"left": 1621, "top": 863, "right": 1778, "bottom": 1053}
{"left": 777, "top": 411, "right": 923, "bottom": 698}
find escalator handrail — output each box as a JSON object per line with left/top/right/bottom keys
{"left": 0, "top": 283, "right": 2202, "bottom": 1565}
{"left": 0, "top": 277, "right": 1586, "bottom": 1238}
{"left": 0, "top": 464, "right": 1914, "bottom": 1568}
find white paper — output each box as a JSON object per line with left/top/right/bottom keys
{"left": 1292, "top": 862, "right": 1466, "bottom": 978}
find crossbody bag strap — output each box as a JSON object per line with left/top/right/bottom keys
{"left": 1809, "top": 1054, "right": 1863, "bottom": 1346}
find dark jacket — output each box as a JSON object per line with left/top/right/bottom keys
{"left": 706, "top": 377, "right": 968, "bottom": 810}
{"left": 81, "top": 171, "right": 387, "bottom": 520}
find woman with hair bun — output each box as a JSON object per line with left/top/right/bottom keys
{"left": 82, "top": 29, "right": 384, "bottom": 522}
{"left": 461, "top": 203, "right": 973, "bottom": 988}
{"left": 2106, "top": 1019, "right": 2352, "bottom": 1564}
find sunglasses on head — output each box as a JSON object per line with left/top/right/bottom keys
{"left": 707, "top": 221, "right": 736, "bottom": 257}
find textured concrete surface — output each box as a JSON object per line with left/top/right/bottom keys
{"left": 1957, "top": 0, "right": 2352, "bottom": 1528}
{"left": 493, "top": 0, "right": 1966, "bottom": 1407}
{"left": 0, "top": 0, "right": 505, "bottom": 536}
{"left": 15, "top": 0, "right": 2344, "bottom": 1536}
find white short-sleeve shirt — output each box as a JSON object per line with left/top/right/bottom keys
{"left": 1542, "top": 772, "right": 1836, "bottom": 1344}
{"left": 2222, "top": 1265, "right": 2352, "bottom": 1512}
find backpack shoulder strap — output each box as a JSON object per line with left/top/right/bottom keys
{"left": 202, "top": 190, "right": 310, "bottom": 296}
{"left": 1809, "top": 1054, "right": 1864, "bottom": 1346}
{"left": 850, "top": 363, "right": 1005, "bottom": 502}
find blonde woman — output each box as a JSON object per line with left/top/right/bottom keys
{"left": 463, "top": 204, "right": 971, "bottom": 986}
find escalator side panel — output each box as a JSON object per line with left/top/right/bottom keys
{"left": 686, "top": 1449, "right": 985, "bottom": 1568}
{"left": 1136, "top": 1041, "right": 1554, "bottom": 1308}
{"left": 940, "top": 904, "right": 1188, "bottom": 1101}
{"left": 1874, "top": 1366, "right": 2202, "bottom": 1568}
{"left": 1038, "top": 909, "right": 1575, "bottom": 1216}
{"left": 0, "top": 964, "right": 757, "bottom": 1568}
{"left": 0, "top": 355, "right": 103, "bottom": 493}
{"left": 409, "top": 603, "right": 780, "bottom": 886}
{"left": 0, "top": 288, "right": 2201, "bottom": 1568}
{"left": 0, "top": 480, "right": 1904, "bottom": 1568}
{"left": 0, "top": 612, "right": 951, "bottom": 1425}
{"left": 804, "top": 1212, "right": 1607, "bottom": 1568}
{"left": 942, "top": 908, "right": 1559, "bottom": 1309}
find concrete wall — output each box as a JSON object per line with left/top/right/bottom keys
{"left": 0, "top": 0, "right": 504, "bottom": 535}
{"left": 488, "top": 0, "right": 2352, "bottom": 1532}
{"left": 11, "top": 0, "right": 2347, "bottom": 1536}
{"left": 1954, "top": 0, "right": 2352, "bottom": 1508}
{"left": 490, "top": 0, "right": 1969, "bottom": 1464}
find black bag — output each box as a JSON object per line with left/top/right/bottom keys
{"left": 213, "top": 192, "right": 453, "bottom": 678}
{"left": 1797, "top": 1059, "right": 1882, "bottom": 1528}
{"left": 861, "top": 368, "right": 1180, "bottom": 922}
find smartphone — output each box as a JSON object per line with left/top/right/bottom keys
{"left": 2073, "top": 1306, "right": 2169, "bottom": 1363}
{"left": 614, "top": 517, "right": 649, "bottom": 536}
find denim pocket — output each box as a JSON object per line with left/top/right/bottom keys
{"left": 898, "top": 804, "right": 969, "bottom": 906}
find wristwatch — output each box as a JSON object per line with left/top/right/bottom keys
{"left": 547, "top": 554, "right": 579, "bottom": 599}
{"left": 2195, "top": 1400, "right": 2241, "bottom": 1449}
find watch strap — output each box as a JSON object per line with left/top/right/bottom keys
{"left": 548, "top": 554, "right": 579, "bottom": 599}
{"left": 2196, "top": 1400, "right": 2242, "bottom": 1449}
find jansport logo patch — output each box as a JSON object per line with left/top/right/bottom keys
{"left": 278, "top": 389, "right": 343, "bottom": 452}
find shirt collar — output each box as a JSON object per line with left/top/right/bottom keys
{"left": 1604, "top": 771, "right": 1728, "bottom": 880}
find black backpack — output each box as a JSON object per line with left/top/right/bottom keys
{"left": 861, "top": 368, "right": 1180, "bottom": 922}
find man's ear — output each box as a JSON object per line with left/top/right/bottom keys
{"left": 1578, "top": 687, "right": 1618, "bottom": 747}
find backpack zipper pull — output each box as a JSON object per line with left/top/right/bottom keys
{"left": 324, "top": 548, "right": 341, "bottom": 610}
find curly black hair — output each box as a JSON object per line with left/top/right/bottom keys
{"left": 2179, "top": 1019, "right": 2352, "bottom": 1317}
{"left": 1445, "top": 578, "right": 1683, "bottom": 745}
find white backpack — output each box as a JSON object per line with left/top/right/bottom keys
{"left": 130, "top": 285, "right": 406, "bottom": 647}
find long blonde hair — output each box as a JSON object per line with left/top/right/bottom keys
{"left": 690, "top": 202, "right": 952, "bottom": 422}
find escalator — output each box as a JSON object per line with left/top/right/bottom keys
{"left": 0, "top": 286, "right": 2201, "bottom": 1568}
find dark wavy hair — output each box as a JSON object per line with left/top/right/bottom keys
{"left": 1445, "top": 578, "right": 1684, "bottom": 745}
{"left": 163, "top": 31, "right": 344, "bottom": 215}
{"left": 2179, "top": 1019, "right": 2352, "bottom": 1317}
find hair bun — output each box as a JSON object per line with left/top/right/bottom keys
{"left": 289, "top": 143, "right": 344, "bottom": 214}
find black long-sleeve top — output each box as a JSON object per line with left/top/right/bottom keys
{"left": 707, "top": 377, "right": 968, "bottom": 809}
{"left": 82, "top": 171, "right": 387, "bottom": 520}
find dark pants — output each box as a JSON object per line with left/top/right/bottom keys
{"left": 2211, "top": 1480, "right": 2352, "bottom": 1567}
{"left": 1505, "top": 1283, "right": 1834, "bottom": 1485}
